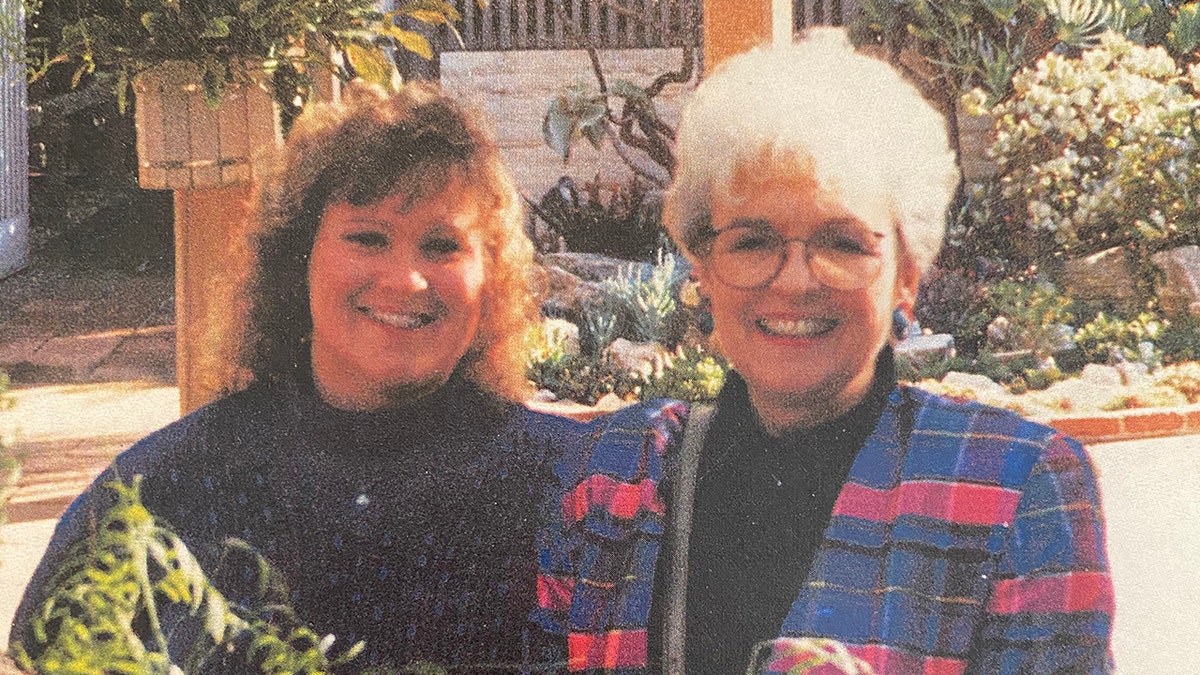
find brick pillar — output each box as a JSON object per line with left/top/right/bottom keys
{"left": 702, "top": 0, "right": 792, "bottom": 73}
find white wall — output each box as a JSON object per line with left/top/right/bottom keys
{"left": 0, "top": 0, "right": 29, "bottom": 279}
{"left": 440, "top": 48, "right": 696, "bottom": 201}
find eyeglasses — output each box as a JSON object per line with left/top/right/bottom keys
{"left": 702, "top": 220, "right": 886, "bottom": 290}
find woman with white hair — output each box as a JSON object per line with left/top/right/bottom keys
{"left": 534, "top": 30, "right": 1114, "bottom": 674}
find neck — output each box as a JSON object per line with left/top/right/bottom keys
{"left": 747, "top": 363, "right": 876, "bottom": 436}
{"left": 314, "top": 374, "right": 449, "bottom": 412}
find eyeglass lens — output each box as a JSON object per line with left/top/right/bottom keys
{"left": 709, "top": 222, "right": 884, "bottom": 290}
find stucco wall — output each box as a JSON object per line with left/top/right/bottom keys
{"left": 440, "top": 48, "right": 696, "bottom": 201}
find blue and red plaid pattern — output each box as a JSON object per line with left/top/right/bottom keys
{"left": 533, "top": 387, "right": 1114, "bottom": 674}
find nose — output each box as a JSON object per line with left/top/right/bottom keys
{"left": 381, "top": 251, "right": 430, "bottom": 294}
{"left": 769, "top": 241, "right": 821, "bottom": 292}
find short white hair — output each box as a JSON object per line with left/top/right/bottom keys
{"left": 664, "top": 28, "right": 959, "bottom": 276}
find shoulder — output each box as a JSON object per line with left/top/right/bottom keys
{"left": 523, "top": 399, "right": 689, "bottom": 486}
{"left": 890, "top": 384, "right": 1090, "bottom": 489}
{"left": 110, "top": 386, "right": 282, "bottom": 478}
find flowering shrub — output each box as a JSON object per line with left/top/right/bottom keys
{"left": 966, "top": 32, "right": 1200, "bottom": 256}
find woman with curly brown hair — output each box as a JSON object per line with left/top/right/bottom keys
{"left": 11, "top": 83, "right": 588, "bottom": 672}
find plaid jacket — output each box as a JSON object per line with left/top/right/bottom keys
{"left": 532, "top": 386, "right": 1114, "bottom": 674}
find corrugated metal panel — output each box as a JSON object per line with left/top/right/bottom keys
{"left": 0, "top": 0, "right": 30, "bottom": 278}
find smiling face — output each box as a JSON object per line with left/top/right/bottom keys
{"left": 697, "top": 166, "right": 919, "bottom": 433}
{"left": 308, "top": 174, "right": 487, "bottom": 410}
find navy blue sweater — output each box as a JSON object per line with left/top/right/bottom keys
{"left": 11, "top": 375, "right": 574, "bottom": 673}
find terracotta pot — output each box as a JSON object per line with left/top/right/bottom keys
{"left": 132, "top": 62, "right": 281, "bottom": 190}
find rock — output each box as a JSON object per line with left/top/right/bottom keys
{"left": 539, "top": 270, "right": 609, "bottom": 319}
{"left": 895, "top": 333, "right": 956, "bottom": 364}
{"left": 1116, "top": 361, "right": 1151, "bottom": 387}
{"left": 541, "top": 252, "right": 652, "bottom": 282}
{"left": 1037, "top": 378, "right": 1125, "bottom": 412}
{"left": 986, "top": 316, "right": 1011, "bottom": 346}
{"left": 1062, "top": 246, "right": 1141, "bottom": 315}
{"left": 606, "top": 338, "right": 664, "bottom": 374}
{"left": 940, "top": 371, "right": 1010, "bottom": 398}
{"left": 542, "top": 318, "right": 581, "bottom": 356}
{"left": 1151, "top": 245, "right": 1200, "bottom": 316}
{"left": 1080, "top": 363, "right": 1123, "bottom": 387}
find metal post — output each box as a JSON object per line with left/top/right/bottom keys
{"left": 0, "top": 0, "right": 30, "bottom": 279}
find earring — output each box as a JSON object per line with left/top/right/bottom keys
{"left": 680, "top": 278, "right": 714, "bottom": 336}
{"left": 892, "top": 308, "right": 911, "bottom": 341}
{"left": 679, "top": 278, "right": 703, "bottom": 308}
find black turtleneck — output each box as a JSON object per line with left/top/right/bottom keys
{"left": 648, "top": 350, "right": 897, "bottom": 675}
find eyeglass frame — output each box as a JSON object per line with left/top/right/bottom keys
{"left": 692, "top": 217, "right": 888, "bottom": 291}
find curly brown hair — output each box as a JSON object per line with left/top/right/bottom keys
{"left": 239, "top": 82, "right": 535, "bottom": 401}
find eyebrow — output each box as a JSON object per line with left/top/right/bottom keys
{"left": 715, "top": 216, "right": 878, "bottom": 234}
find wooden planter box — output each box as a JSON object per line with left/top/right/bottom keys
{"left": 133, "top": 62, "right": 281, "bottom": 190}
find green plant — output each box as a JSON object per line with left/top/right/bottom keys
{"left": 0, "top": 371, "right": 18, "bottom": 547}
{"left": 624, "top": 344, "right": 727, "bottom": 402}
{"left": 984, "top": 278, "right": 1075, "bottom": 358}
{"left": 529, "top": 175, "right": 667, "bottom": 259}
{"left": 1156, "top": 312, "right": 1200, "bottom": 362}
{"left": 914, "top": 266, "right": 996, "bottom": 356}
{"left": 1153, "top": 360, "right": 1200, "bottom": 401}
{"left": 602, "top": 249, "right": 682, "bottom": 344}
{"left": 12, "top": 476, "right": 364, "bottom": 675}
{"left": 526, "top": 322, "right": 625, "bottom": 405}
{"left": 1073, "top": 310, "right": 1165, "bottom": 363}
{"left": 966, "top": 32, "right": 1200, "bottom": 273}
{"left": 539, "top": 2, "right": 697, "bottom": 187}
{"left": 24, "top": 0, "right": 464, "bottom": 109}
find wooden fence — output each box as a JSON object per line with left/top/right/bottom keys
{"left": 440, "top": 0, "right": 701, "bottom": 51}
{"left": 439, "top": 0, "right": 862, "bottom": 52}
{"left": 0, "top": 0, "right": 29, "bottom": 278}
{"left": 794, "top": 0, "right": 863, "bottom": 28}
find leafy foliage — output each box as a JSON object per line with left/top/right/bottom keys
{"left": 601, "top": 249, "right": 682, "bottom": 344}
{"left": 24, "top": 0, "right": 465, "bottom": 108}
{"left": 1157, "top": 312, "right": 1200, "bottom": 363}
{"left": 623, "top": 344, "right": 726, "bottom": 403}
{"left": 1072, "top": 310, "right": 1165, "bottom": 363}
{"left": 967, "top": 32, "right": 1200, "bottom": 264}
{"left": 531, "top": 176, "right": 667, "bottom": 260}
{"left": 12, "top": 476, "right": 364, "bottom": 675}
{"left": 538, "top": 1, "right": 698, "bottom": 186}
{"left": 984, "top": 278, "right": 1075, "bottom": 357}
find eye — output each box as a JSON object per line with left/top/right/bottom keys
{"left": 812, "top": 224, "right": 879, "bottom": 256}
{"left": 421, "top": 234, "right": 464, "bottom": 257}
{"left": 718, "top": 225, "right": 781, "bottom": 255}
{"left": 344, "top": 230, "right": 389, "bottom": 249}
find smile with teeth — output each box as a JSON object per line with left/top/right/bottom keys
{"left": 756, "top": 317, "right": 838, "bottom": 338}
{"left": 358, "top": 306, "right": 443, "bottom": 329}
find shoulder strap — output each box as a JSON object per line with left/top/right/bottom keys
{"left": 662, "top": 403, "right": 716, "bottom": 675}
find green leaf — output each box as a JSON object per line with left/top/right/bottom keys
{"left": 345, "top": 43, "right": 395, "bottom": 87}
{"left": 543, "top": 98, "right": 576, "bottom": 161}
{"left": 580, "top": 118, "right": 605, "bottom": 149}
{"left": 382, "top": 24, "right": 434, "bottom": 60}
{"left": 609, "top": 78, "right": 648, "bottom": 104}
{"left": 1170, "top": 1, "right": 1200, "bottom": 55}
{"left": 115, "top": 69, "right": 129, "bottom": 115}
{"left": 199, "top": 15, "right": 234, "bottom": 39}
